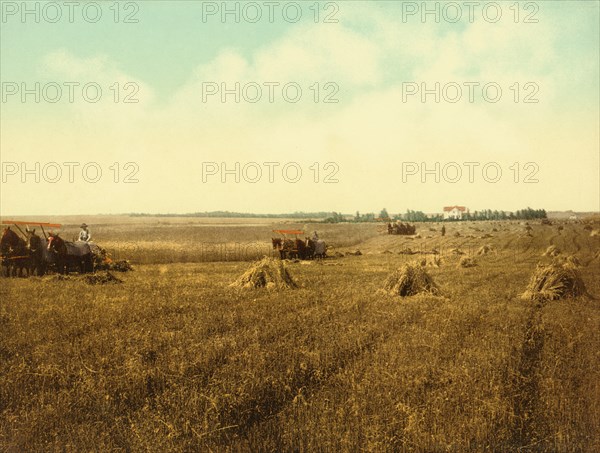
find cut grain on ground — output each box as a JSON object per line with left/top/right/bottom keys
{"left": 459, "top": 257, "right": 477, "bottom": 268}
{"left": 543, "top": 245, "right": 561, "bottom": 257}
{"left": 477, "top": 245, "right": 495, "bottom": 255}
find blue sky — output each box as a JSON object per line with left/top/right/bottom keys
{"left": 1, "top": 1, "right": 599, "bottom": 215}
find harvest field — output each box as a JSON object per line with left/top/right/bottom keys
{"left": 1, "top": 216, "right": 600, "bottom": 452}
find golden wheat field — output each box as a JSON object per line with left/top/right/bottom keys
{"left": 1, "top": 217, "right": 600, "bottom": 452}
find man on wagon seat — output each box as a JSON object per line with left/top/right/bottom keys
{"left": 78, "top": 223, "right": 92, "bottom": 242}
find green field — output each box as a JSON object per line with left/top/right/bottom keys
{"left": 1, "top": 218, "right": 599, "bottom": 452}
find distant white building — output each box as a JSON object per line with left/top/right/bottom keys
{"left": 443, "top": 206, "right": 468, "bottom": 220}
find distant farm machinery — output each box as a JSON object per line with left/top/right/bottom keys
{"left": 387, "top": 222, "right": 417, "bottom": 235}
{"left": 271, "top": 230, "right": 327, "bottom": 260}
{"left": 1, "top": 220, "right": 130, "bottom": 277}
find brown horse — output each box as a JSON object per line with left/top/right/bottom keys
{"left": 1, "top": 227, "right": 31, "bottom": 277}
{"left": 272, "top": 238, "right": 285, "bottom": 259}
{"left": 47, "top": 234, "right": 94, "bottom": 274}
{"left": 271, "top": 238, "right": 298, "bottom": 259}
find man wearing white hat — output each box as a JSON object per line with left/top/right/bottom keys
{"left": 78, "top": 223, "right": 92, "bottom": 242}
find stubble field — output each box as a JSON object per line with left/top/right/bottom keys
{"left": 1, "top": 217, "right": 599, "bottom": 452}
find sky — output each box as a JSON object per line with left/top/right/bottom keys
{"left": 1, "top": 0, "right": 599, "bottom": 216}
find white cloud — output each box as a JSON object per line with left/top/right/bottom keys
{"left": 2, "top": 7, "right": 598, "bottom": 215}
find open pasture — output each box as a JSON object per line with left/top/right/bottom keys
{"left": 1, "top": 218, "right": 599, "bottom": 452}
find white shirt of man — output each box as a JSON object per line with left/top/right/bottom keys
{"left": 79, "top": 228, "right": 91, "bottom": 242}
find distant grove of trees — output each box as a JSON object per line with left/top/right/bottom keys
{"left": 131, "top": 207, "right": 547, "bottom": 223}
{"left": 461, "top": 208, "right": 548, "bottom": 221}
{"left": 325, "top": 207, "right": 548, "bottom": 223}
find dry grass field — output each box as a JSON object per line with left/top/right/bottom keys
{"left": 1, "top": 217, "right": 600, "bottom": 452}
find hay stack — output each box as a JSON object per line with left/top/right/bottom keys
{"left": 543, "top": 245, "right": 561, "bottom": 257}
{"left": 230, "top": 257, "right": 297, "bottom": 290}
{"left": 590, "top": 229, "right": 599, "bottom": 237}
{"left": 521, "top": 262, "right": 587, "bottom": 301}
{"left": 382, "top": 263, "right": 440, "bottom": 297}
{"left": 459, "top": 257, "right": 477, "bottom": 268}
{"left": 477, "top": 245, "right": 495, "bottom": 255}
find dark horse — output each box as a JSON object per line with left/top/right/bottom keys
{"left": 47, "top": 234, "right": 94, "bottom": 274}
{"left": 305, "top": 238, "right": 316, "bottom": 260}
{"left": 1, "top": 227, "right": 30, "bottom": 277}
{"left": 28, "top": 230, "right": 50, "bottom": 276}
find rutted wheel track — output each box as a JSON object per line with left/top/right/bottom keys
{"left": 511, "top": 300, "right": 548, "bottom": 451}
{"left": 206, "top": 296, "right": 446, "bottom": 446}
{"left": 570, "top": 228, "right": 582, "bottom": 254}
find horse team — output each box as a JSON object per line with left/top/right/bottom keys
{"left": 1, "top": 227, "right": 94, "bottom": 277}
{"left": 271, "top": 237, "right": 327, "bottom": 260}
{"left": 2, "top": 226, "right": 328, "bottom": 277}
{"left": 387, "top": 222, "right": 416, "bottom": 235}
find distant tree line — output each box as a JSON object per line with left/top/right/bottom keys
{"left": 460, "top": 207, "right": 547, "bottom": 221}
{"left": 341, "top": 207, "right": 548, "bottom": 223}
{"left": 130, "top": 207, "right": 547, "bottom": 223}
{"left": 130, "top": 211, "right": 334, "bottom": 219}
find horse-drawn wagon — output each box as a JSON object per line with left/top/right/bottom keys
{"left": 387, "top": 221, "right": 417, "bottom": 235}
{"left": 271, "top": 229, "right": 327, "bottom": 260}
{"left": 1, "top": 220, "right": 95, "bottom": 276}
